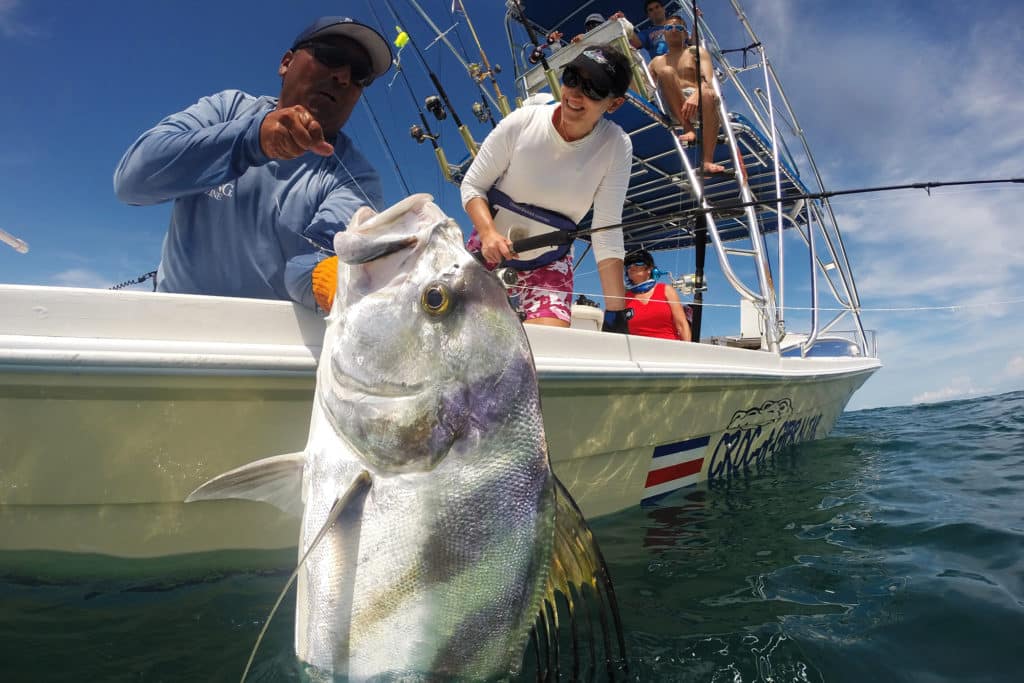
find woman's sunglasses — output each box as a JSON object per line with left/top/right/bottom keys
{"left": 561, "top": 67, "right": 610, "bottom": 101}
{"left": 296, "top": 40, "right": 375, "bottom": 87}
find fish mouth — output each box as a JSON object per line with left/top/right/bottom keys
{"left": 331, "top": 361, "right": 425, "bottom": 399}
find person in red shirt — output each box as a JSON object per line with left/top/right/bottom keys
{"left": 623, "top": 249, "right": 692, "bottom": 341}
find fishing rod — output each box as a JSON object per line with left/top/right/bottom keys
{"left": 450, "top": 0, "right": 511, "bottom": 117}
{"left": 508, "top": 177, "right": 1024, "bottom": 254}
{"left": 0, "top": 227, "right": 29, "bottom": 254}
{"left": 467, "top": 77, "right": 498, "bottom": 128}
{"left": 691, "top": 0, "right": 705, "bottom": 185}
{"left": 381, "top": 0, "right": 479, "bottom": 157}
{"left": 402, "top": 0, "right": 502, "bottom": 115}
{"left": 452, "top": 33, "right": 498, "bottom": 128}
{"left": 366, "top": 2, "right": 454, "bottom": 181}
{"left": 400, "top": 69, "right": 456, "bottom": 181}
{"left": 434, "top": 2, "right": 497, "bottom": 127}
{"left": 507, "top": 0, "right": 562, "bottom": 100}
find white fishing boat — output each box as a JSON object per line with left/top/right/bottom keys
{"left": 0, "top": 0, "right": 878, "bottom": 563}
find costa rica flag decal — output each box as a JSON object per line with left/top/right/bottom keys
{"left": 642, "top": 436, "right": 710, "bottom": 502}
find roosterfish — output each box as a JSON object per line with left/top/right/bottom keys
{"left": 187, "top": 194, "right": 625, "bottom": 680}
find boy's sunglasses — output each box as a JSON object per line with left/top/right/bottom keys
{"left": 562, "top": 67, "right": 610, "bottom": 101}
{"left": 295, "top": 40, "right": 375, "bottom": 87}
{"left": 654, "top": 25, "right": 688, "bottom": 32}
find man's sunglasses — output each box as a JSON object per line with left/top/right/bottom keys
{"left": 654, "top": 24, "right": 687, "bottom": 32}
{"left": 561, "top": 67, "right": 610, "bottom": 101}
{"left": 295, "top": 40, "right": 374, "bottom": 87}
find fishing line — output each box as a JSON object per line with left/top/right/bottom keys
{"left": 402, "top": 0, "right": 502, "bottom": 113}
{"left": 507, "top": 0, "right": 562, "bottom": 99}
{"left": 517, "top": 281, "right": 1024, "bottom": 314}
{"left": 381, "top": 0, "right": 479, "bottom": 156}
{"left": 360, "top": 98, "right": 411, "bottom": 195}
{"left": 450, "top": 0, "right": 509, "bottom": 119}
{"left": 367, "top": 0, "right": 456, "bottom": 184}
{"left": 690, "top": 0, "right": 706, "bottom": 185}
{"left": 239, "top": 472, "right": 372, "bottom": 683}
{"left": 444, "top": 6, "right": 499, "bottom": 127}
{"left": 331, "top": 148, "right": 380, "bottom": 212}
{"left": 508, "top": 177, "right": 1024, "bottom": 254}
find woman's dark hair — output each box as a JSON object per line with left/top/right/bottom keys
{"left": 624, "top": 248, "right": 655, "bottom": 268}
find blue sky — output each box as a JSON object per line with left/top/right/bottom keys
{"left": 1, "top": 0, "right": 1022, "bottom": 411}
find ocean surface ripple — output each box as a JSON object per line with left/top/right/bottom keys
{"left": 2, "top": 391, "right": 1022, "bottom": 681}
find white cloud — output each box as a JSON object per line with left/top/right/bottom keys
{"left": 912, "top": 377, "right": 990, "bottom": 405}
{"left": 50, "top": 269, "right": 112, "bottom": 289}
{"left": 0, "top": 0, "right": 36, "bottom": 38}
{"left": 734, "top": 2, "right": 1024, "bottom": 410}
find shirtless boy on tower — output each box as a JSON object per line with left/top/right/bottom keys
{"left": 648, "top": 14, "right": 727, "bottom": 174}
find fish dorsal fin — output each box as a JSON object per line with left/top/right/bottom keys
{"left": 529, "top": 476, "right": 628, "bottom": 680}
{"left": 184, "top": 452, "right": 305, "bottom": 518}
{"left": 240, "top": 470, "right": 372, "bottom": 683}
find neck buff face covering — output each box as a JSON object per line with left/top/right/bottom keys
{"left": 626, "top": 278, "right": 656, "bottom": 294}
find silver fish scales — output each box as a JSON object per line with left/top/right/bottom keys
{"left": 188, "top": 194, "right": 625, "bottom": 681}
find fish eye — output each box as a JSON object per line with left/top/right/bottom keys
{"left": 421, "top": 282, "right": 452, "bottom": 316}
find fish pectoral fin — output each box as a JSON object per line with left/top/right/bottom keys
{"left": 531, "top": 476, "right": 628, "bottom": 680}
{"left": 184, "top": 452, "right": 305, "bottom": 518}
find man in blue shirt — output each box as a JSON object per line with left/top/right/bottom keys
{"left": 636, "top": 0, "right": 671, "bottom": 57}
{"left": 114, "top": 16, "right": 392, "bottom": 312}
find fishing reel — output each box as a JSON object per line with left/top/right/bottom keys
{"left": 469, "top": 62, "right": 502, "bottom": 83}
{"left": 494, "top": 267, "right": 519, "bottom": 290}
{"left": 471, "top": 102, "right": 491, "bottom": 123}
{"left": 493, "top": 266, "right": 526, "bottom": 320}
{"left": 409, "top": 124, "right": 437, "bottom": 144}
{"left": 424, "top": 95, "right": 447, "bottom": 121}
{"left": 670, "top": 273, "right": 707, "bottom": 296}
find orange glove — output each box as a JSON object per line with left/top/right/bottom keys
{"left": 311, "top": 255, "right": 338, "bottom": 312}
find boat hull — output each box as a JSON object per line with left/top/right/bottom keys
{"left": 0, "top": 286, "right": 878, "bottom": 561}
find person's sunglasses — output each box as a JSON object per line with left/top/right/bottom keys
{"left": 295, "top": 40, "right": 375, "bottom": 87}
{"left": 655, "top": 24, "right": 688, "bottom": 32}
{"left": 561, "top": 67, "right": 610, "bottom": 101}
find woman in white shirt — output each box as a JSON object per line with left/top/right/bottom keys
{"left": 460, "top": 45, "right": 634, "bottom": 332}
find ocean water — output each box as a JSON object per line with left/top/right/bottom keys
{"left": 2, "top": 390, "right": 1022, "bottom": 682}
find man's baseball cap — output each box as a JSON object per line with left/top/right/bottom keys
{"left": 585, "top": 13, "right": 606, "bottom": 28}
{"left": 291, "top": 16, "right": 393, "bottom": 79}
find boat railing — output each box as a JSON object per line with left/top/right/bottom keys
{"left": 715, "top": 0, "right": 871, "bottom": 357}
{"left": 502, "top": 1, "right": 875, "bottom": 359}
{"left": 512, "top": 19, "right": 785, "bottom": 352}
